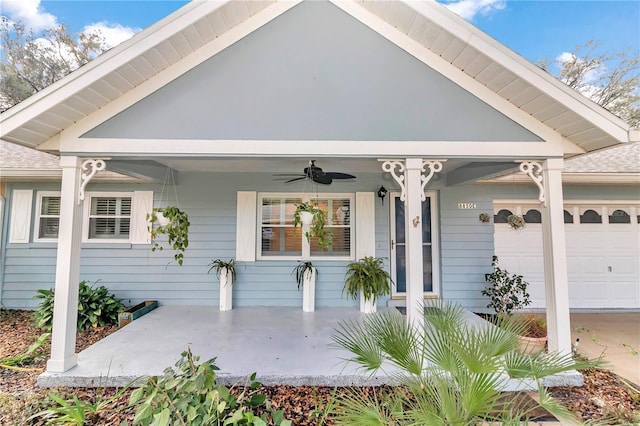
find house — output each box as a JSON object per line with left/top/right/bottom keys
{"left": 0, "top": 0, "right": 637, "bottom": 374}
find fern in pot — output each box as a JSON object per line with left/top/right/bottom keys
{"left": 344, "top": 256, "right": 393, "bottom": 314}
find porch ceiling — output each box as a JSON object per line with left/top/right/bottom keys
{"left": 1, "top": 1, "right": 636, "bottom": 152}
{"left": 108, "top": 156, "right": 513, "bottom": 185}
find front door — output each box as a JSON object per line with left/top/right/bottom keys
{"left": 390, "top": 191, "right": 439, "bottom": 298}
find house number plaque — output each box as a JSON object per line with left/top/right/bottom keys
{"left": 457, "top": 203, "right": 476, "bottom": 209}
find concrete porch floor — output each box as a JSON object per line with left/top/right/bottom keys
{"left": 39, "top": 306, "right": 404, "bottom": 388}
{"left": 38, "top": 305, "right": 581, "bottom": 389}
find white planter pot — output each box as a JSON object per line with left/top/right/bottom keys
{"left": 302, "top": 268, "right": 316, "bottom": 312}
{"left": 155, "top": 211, "right": 171, "bottom": 226}
{"left": 300, "top": 211, "right": 314, "bottom": 226}
{"left": 359, "top": 289, "right": 377, "bottom": 314}
{"left": 219, "top": 268, "right": 233, "bottom": 311}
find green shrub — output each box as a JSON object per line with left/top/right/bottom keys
{"left": 129, "top": 348, "right": 290, "bottom": 426}
{"left": 33, "top": 386, "right": 131, "bottom": 425}
{"left": 331, "top": 300, "right": 600, "bottom": 425}
{"left": 33, "top": 280, "right": 124, "bottom": 331}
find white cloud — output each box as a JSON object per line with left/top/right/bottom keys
{"left": 1, "top": 0, "right": 56, "bottom": 30}
{"left": 83, "top": 22, "right": 139, "bottom": 48}
{"left": 442, "top": 0, "right": 506, "bottom": 21}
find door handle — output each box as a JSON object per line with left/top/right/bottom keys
{"left": 391, "top": 239, "right": 395, "bottom": 250}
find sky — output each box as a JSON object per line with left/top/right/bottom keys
{"left": 1, "top": 0, "right": 639, "bottom": 70}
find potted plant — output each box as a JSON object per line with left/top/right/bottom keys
{"left": 292, "top": 261, "right": 317, "bottom": 312}
{"left": 208, "top": 259, "right": 237, "bottom": 311}
{"left": 147, "top": 206, "right": 190, "bottom": 266}
{"left": 481, "top": 256, "right": 546, "bottom": 354}
{"left": 293, "top": 202, "right": 332, "bottom": 251}
{"left": 343, "top": 256, "right": 393, "bottom": 314}
{"left": 507, "top": 214, "right": 526, "bottom": 230}
{"left": 513, "top": 314, "right": 547, "bottom": 354}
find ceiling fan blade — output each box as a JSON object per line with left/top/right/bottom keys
{"left": 325, "top": 172, "right": 356, "bottom": 179}
{"left": 284, "top": 177, "right": 307, "bottom": 183}
{"left": 312, "top": 175, "right": 333, "bottom": 185}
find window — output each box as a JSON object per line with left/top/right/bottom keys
{"left": 35, "top": 192, "right": 61, "bottom": 240}
{"left": 609, "top": 209, "right": 631, "bottom": 224}
{"left": 86, "top": 195, "right": 132, "bottom": 241}
{"left": 523, "top": 209, "right": 541, "bottom": 224}
{"left": 580, "top": 209, "right": 602, "bottom": 224}
{"left": 493, "top": 209, "right": 513, "bottom": 224}
{"left": 258, "top": 193, "right": 353, "bottom": 259}
{"left": 564, "top": 210, "right": 574, "bottom": 224}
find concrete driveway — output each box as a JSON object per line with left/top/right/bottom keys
{"left": 570, "top": 312, "right": 640, "bottom": 386}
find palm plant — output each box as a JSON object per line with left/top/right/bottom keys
{"left": 331, "top": 301, "right": 599, "bottom": 425}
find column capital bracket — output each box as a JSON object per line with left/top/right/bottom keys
{"left": 379, "top": 159, "right": 446, "bottom": 202}
{"left": 420, "top": 160, "right": 444, "bottom": 201}
{"left": 380, "top": 160, "right": 406, "bottom": 201}
{"left": 518, "top": 161, "right": 546, "bottom": 206}
{"left": 79, "top": 159, "right": 107, "bottom": 204}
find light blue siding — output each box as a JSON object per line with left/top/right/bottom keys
{"left": 3, "top": 176, "right": 638, "bottom": 311}
{"left": 84, "top": 1, "right": 540, "bottom": 143}
{"left": 1, "top": 173, "right": 390, "bottom": 309}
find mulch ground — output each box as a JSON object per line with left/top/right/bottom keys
{"left": 1, "top": 309, "right": 639, "bottom": 425}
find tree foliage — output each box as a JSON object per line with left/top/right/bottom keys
{"left": 539, "top": 40, "right": 640, "bottom": 128}
{"left": 0, "top": 18, "right": 109, "bottom": 112}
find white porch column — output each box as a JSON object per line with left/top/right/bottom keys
{"left": 541, "top": 158, "right": 572, "bottom": 355}
{"left": 404, "top": 158, "right": 425, "bottom": 327}
{"left": 47, "top": 156, "right": 83, "bottom": 372}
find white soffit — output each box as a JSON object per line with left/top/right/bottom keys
{"left": 0, "top": 0, "right": 636, "bottom": 152}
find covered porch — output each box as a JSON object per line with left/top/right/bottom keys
{"left": 38, "top": 305, "right": 582, "bottom": 389}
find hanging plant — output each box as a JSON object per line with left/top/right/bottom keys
{"left": 293, "top": 202, "right": 333, "bottom": 251}
{"left": 507, "top": 214, "right": 526, "bottom": 230}
{"left": 147, "top": 206, "right": 190, "bottom": 266}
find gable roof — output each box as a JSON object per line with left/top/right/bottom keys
{"left": 1, "top": 0, "right": 638, "bottom": 152}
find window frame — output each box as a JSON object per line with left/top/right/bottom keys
{"left": 82, "top": 192, "right": 134, "bottom": 243}
{"left": 256, "top": 192, "right": 355, "bottom": 261}
{"left": 34, "top": 191, "right": 62, "bottom": 242}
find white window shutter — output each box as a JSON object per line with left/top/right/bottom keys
{"left": 356, "top": 192, "right": 376, "bottom": 259}
{"left": 9, "top": 190, "right": 33, "bottom": 243}
{"left": 130, "top": 191, "right": 153, "bottom": 244}
{"left": 236, "top": 191, "right": 257, "bottom": 261}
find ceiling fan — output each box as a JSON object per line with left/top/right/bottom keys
{"left": 275, "top": 160, "right": 356, "bottom": 185}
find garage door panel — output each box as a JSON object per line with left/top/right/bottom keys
{"left": 569, "top": 282, "right": 607, "bottom": 304}
{"left": 607, "top": 257, "right": 639, "bottom": 274}
{"left": 494, "top": 202, "right": 640, "bottom": 310}
{"left": 611, "top": 282, "right": 639, "bottom": 306}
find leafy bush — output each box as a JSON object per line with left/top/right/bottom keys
{"left": 130, "top": 348, "right": 289, "bottom": 426}
{"left": 482, "top": 255, "right": 531, "bottom": 315}
{"left": 33, "top": 280, "right": 124, "bottom": 331}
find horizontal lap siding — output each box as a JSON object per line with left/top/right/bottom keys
{"left": 1, "top": 173, "right": 390, "bottom": 309}
{"left": 439, "top": 185, "right": 495, "bottom": 312}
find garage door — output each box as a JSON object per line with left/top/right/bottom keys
{"left": 493, "top": 203, "right": 640, "bottom": 310}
